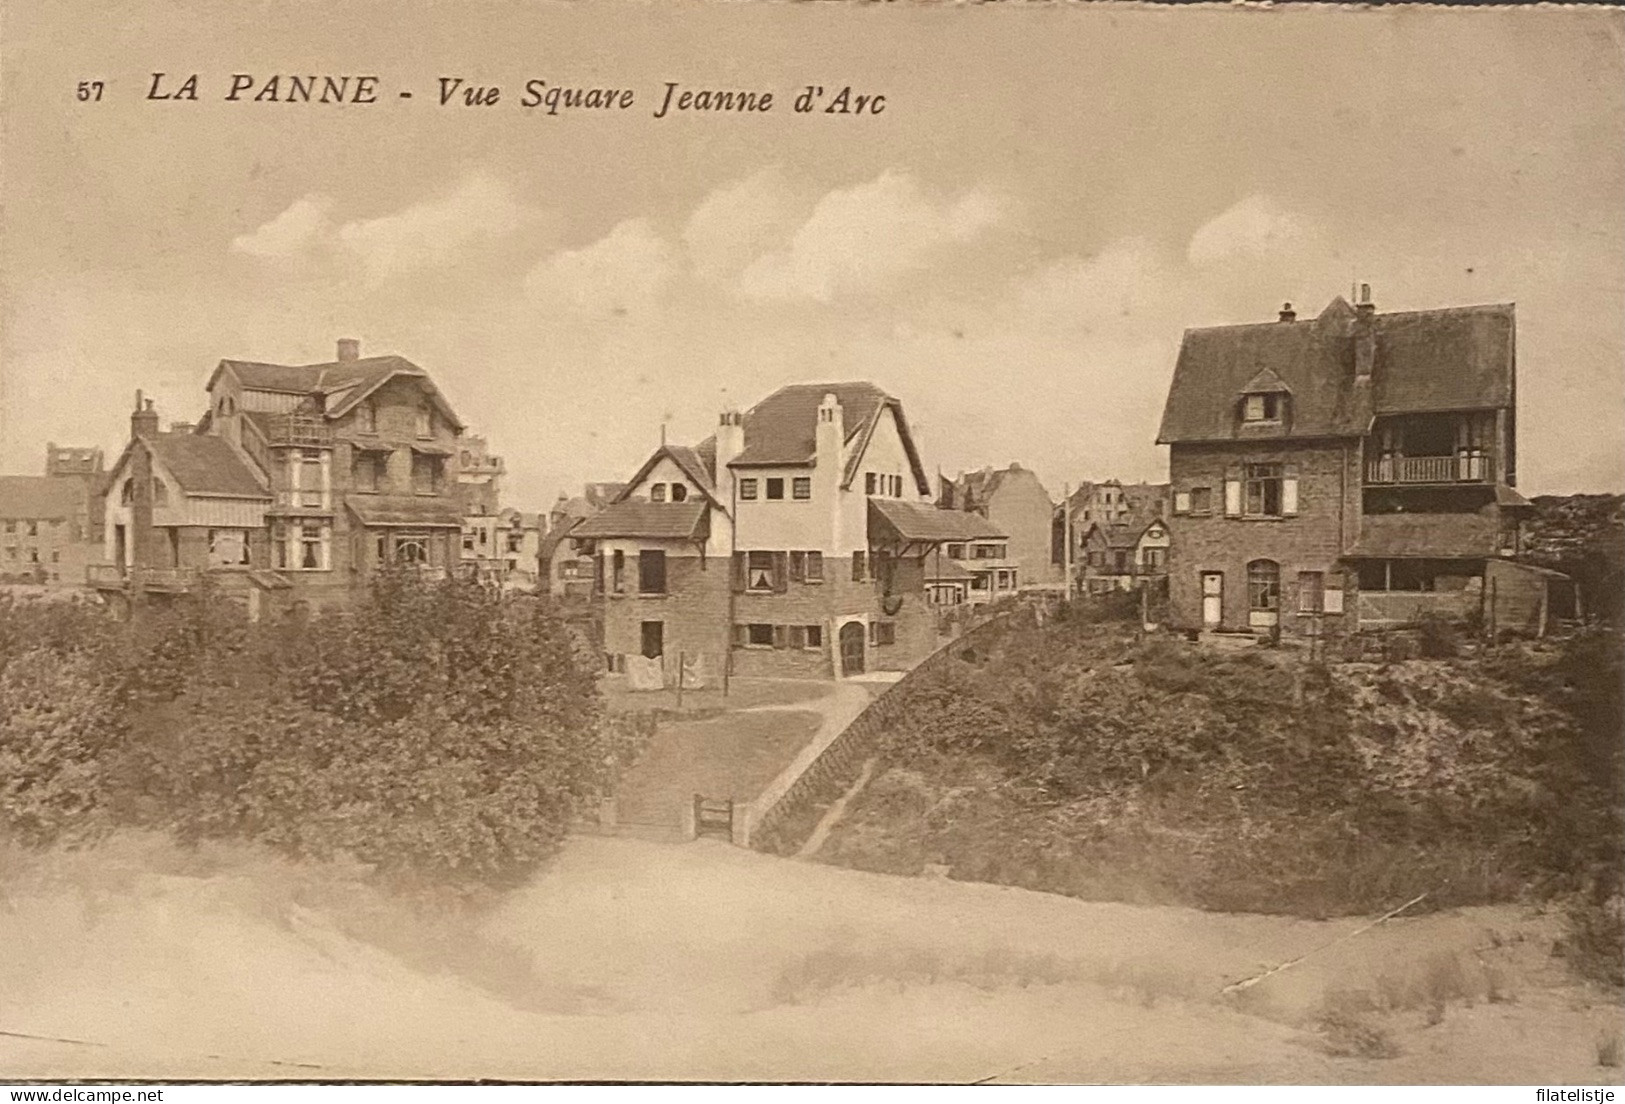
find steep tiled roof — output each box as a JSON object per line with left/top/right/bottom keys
{"left": 0, "top": 477, "right": 84, "bottom": 519}
{"left": 345, "top": 496, "right": 464, "bottom": 528}
{"left": 1158, "top": 300, "right": 1514, "bottom": 444}
{"left": 211, "top": 354, "right": 464, "bottom": 431}
{"left": 925, "top": 557, "right": 975, "bottom": 581}
{"left": 616, "top": 445, "right": 720, "bottom": 506}
{"left": 730, "top": 382, "right": 890, "bottom": 467}
{"left": 570, "top": 500, "right": 708, "bottom": 540}
{"left": 148, "top": 435, "right": 269, "bottom": 498}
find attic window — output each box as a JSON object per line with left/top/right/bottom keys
{"left": 415, "top": 402, "right": 433, "bottom": 439}
{"left": 355, "top": 401, "right": 375, "bottom": 434}
{"left": 671, "top": 484, "right": 688, "bottom": 503}
{"left": 1242, "top": 393, "right": 1283, "bottom": 423}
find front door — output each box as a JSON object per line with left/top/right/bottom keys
{"left": 839, "top": 621, "right": 866, "bottom": 676}
{"left": 1201, "top": 572, "right": 1223, "bottom": 628}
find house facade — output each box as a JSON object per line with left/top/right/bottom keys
{"left": 92, "top": 340, "right": 474, "bottom": 615}
{"left": 938, "top": 463, "right": 1061, "bottom": 592}
{"left": 0, "top": 445, "right": 106, "bottom": 588}
{"left": 1158, "top": 293, "right": 1539, "bottom": 637}
{"left": 1057, "top": 480, "right": 1170, "bottom": 594}
{"left": 1079, "top": 516, "right": 1170, "bottom": 594}
{"left": 571, "top": 383, "right": 1002, "bottom": 683}
{"left": 924, "top": 536, "right": 1020, "bottom": 606}
{"left": 544, "top": 482, "right": 625, "bottom": 597}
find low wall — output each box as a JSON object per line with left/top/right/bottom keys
{"left": 745, "top": 608, "right": 1030, "bottom": 853}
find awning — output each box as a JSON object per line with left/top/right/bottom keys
{"left": 351, "top": 440, "right": 396, "bottom": 454}
{"left": 868, "top": 499, "right": 1006, "bottom": 554}
{"left": 1344, "top": 511, "right": 1502, "bottom": 559}
{"left": 570, "top": 500, "right": 708, "bottom": 541}
{"left": 410, "top": 443, "right": 456, "bottom": 457}
{"left": 346, "top": 496, "right": 464, "bottom": 528}
{"left": 924, "top": 558, "right": 975, "bottom": 582}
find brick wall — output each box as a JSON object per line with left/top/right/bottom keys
{"left": 1166, "top": 440, "right": 1360, "bottom": 635}
{"left": 603, "top": 555, "right": 731, "bottom": 675}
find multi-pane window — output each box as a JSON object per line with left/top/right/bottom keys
{"left": 298, "top": 523, "right": 328, "bottom": 570}
{"left": 1245, "top": 463, "right": 1284, "bottom": 517}
{"left": 805, "top": 551, "right": 823, "bottom": 581}
{"left": 650, "top": 484, "right": 667, "bottom": 503}
{"left": 946, "top": 543, "right": 965, "bottom": 560}
{"left": 869, "top": 621, "right": 897, "bottom": 646}
{"left": 411, "top": 452, "right": 441, "bottom": 495}
{"left": 747, "top": 550, "right": 776, "bottom": 591}
{"left": 739, "top": 479, "right": 758, "bottom": 501}
{"left": 1248, "top": 559, "right": 1281, "bottom": 611}
{"left": 792, "top": 477, "right": 811, "bottom": 500}
{"left": 1298, "top": 570, "right": 1324, "bottom": 613}
{"left": 300, "top": 450, "right": 324, "bottom": 507}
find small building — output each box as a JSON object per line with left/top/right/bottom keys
{"left": 938, "top": 463, "right": 1061, "bottom": 591}
{"left": 543, "top": 482, "right": 625, "bottom": 597}
{"left": 0, "top": 445, "right": 106, "bottom": 588}
{"left": 1079, "top": 515, "right": 1170, "bottom": 595}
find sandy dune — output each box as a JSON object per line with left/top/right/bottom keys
{"left": 2, "top": 834, "right": 1620, "bottom": 1083}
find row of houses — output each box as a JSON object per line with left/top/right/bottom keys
{"left": 0, "top": 339, "right": 544, "bottom": 619}
{"left": 2, "top": 287, "right": 1567, "bottom": 671}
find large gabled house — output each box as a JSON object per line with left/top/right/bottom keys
{"left": 569, "top": 382, "right": 1001, "bottom": 682}
{"left": 1078, "top": 514, "right": 1170, "bottom": 595}
{"left": 1157, "top": 291, "right": 1556, "bottom": 637}
{"left": 93, "top": 339, "right": 474, "bottom": 616}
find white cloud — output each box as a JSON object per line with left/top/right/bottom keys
{"left": 337, "top": 173, "right": 535, "bottom": 281}
{"left": 737, "top": 171, "right": 1007, "bottom": 302}
{"left": 682, "top": 167, "right": 799, "bottom": 282}
{"left": 230, "top": 195, "right": 335, "bottom": 261}
{"left": 1187, "top": 194, "right": 1311, "bottom": 266}
{"left": 234, "top": 173, "right": 537, "bottom": 281}
{"left": 524, "top": 218, "right": 675, "bottom": 315}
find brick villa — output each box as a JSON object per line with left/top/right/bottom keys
{"left": 1158, "top": 290, "right": 1561, "bottom": 637}
{"left": 569, "top": 382, "right": 1003, "bottom": 682}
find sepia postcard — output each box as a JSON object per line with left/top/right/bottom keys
{"left": 1, "top": 0, "right": 1622, "bottom": 1090}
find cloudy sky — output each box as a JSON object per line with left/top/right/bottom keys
{"left": 2, "top": 1, "right": 1621, "bottom": 507}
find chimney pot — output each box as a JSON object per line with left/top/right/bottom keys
{"left": 336, "top": 338, "right": 360, "bottom": 362}
{"left": 1279, "top": 302, "right": 1296, "bottom": 323}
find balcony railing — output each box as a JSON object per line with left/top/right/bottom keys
{"left": 265, "top": 414, "right": 334, "bottom": 447}
{"left": 1365, "top": 453, "right": 1493, "bottom": 485}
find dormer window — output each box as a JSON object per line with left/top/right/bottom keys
{"left": 671, "top": 484, "right": 688, "bottom": 503}
{"left": 1243, "top": 393, "right": 1283, "bottom": 422}
{"left": 651, "top": 483, "right": 667, "bottom": 503}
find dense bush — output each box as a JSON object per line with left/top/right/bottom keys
{"left": 1, "top": 574, "right": 614, "bottom": 886}
{"left": 814, "top": 614, "right": 1625, "bottom": 923}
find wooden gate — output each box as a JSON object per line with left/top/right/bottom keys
{"left": 693, "top": 795, "right": 734, "bottom": 841}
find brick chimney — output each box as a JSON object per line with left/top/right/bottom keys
{"left": 715, "top": 409, "right": 744, "bottom": 509}
{"left": 336, "top": 337, "right": 360, "bottom": 363}
{"left": 1278, "top": 302, "right": 1296, "bottom": 323}
{"left": 1353, "top": 285, "right": 1376, "bottom": 382}
{"left": 131, "top": 390, "right": 159, "bottom": 440}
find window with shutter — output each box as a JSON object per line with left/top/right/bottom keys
{"left": 1174, "top": 492, "right": 1191, "bottom": 515}
{"left": 1282, "top": 468, "right": 1299, "bottom": 516}
{"left": 773, "top": 625, "right": 789, "bottom": 649}
{"left": 772, "top": 551, "right": 790, "bottom": 593}
{"left": 806, "top": 624, "right": 823, "bottom": 648}
{"left": 732, "top": 551, "right": 747, "bottom": 593}
{"left": 852, "top": 551, "right": 866, "bottom": 581}
{"left": 732, "top": 624, "right": 749, "bottom": 647}
{"left": 1224, "top": 479, "right": 1243, "bottom": 517}
{"left": 806, "top": 551, "right": 824, "bottom": 581}
{"left": 789, "top": 625, "right": 806, "bottom": 648}
{"left": 789, "top": 551, "right": 805, "bottom": 582}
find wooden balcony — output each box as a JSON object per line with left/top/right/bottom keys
{"left": 1365, "top": 452, "right": 1493, "bottom": 486}
{"left": 265, "top": 414, "right": 334, "bottom": 447}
